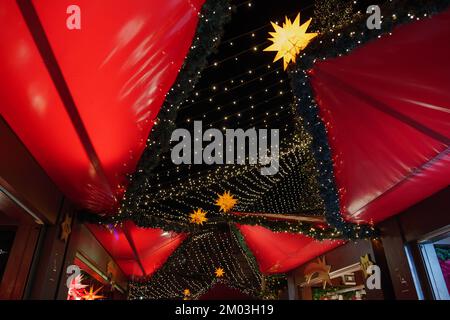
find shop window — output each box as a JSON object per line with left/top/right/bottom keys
{"left": 66, "top": 252, "right": 126, "bottom": 300}
{"left": 0, "top": 227, "right": 16, "bottom": 283}
{"left": 418, "top": 228, "right": 450, "bottom": 300}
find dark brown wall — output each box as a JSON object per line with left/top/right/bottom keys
{"left": 0, "top": 117, "right": 62, "bottom": 225}
{"left": 28, "top": 198, "right": 73, "bottom": 299}
{"left": 379, "top": 187, "right": 450, "bottom": 300}
{"left": 0, "top": 222, "right": 40, "bottom": 299}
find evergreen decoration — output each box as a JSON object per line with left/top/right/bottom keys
{"left": 312, "top": 0, "right": 357, "bottom": 31}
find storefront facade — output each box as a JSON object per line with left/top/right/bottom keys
{"left": 287, "top": 188, "right": 450, "bottom": 300}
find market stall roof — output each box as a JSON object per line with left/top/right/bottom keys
{"left": 309, "top": 8, "right": 450, "bottom": 224}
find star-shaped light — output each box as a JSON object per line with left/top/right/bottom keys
{"left": 60, "top": 213, "right": 73, "bottom": 242}
{"left": 360, "top": 254, "right": 374, "bottom": 278}
{"left": 189, "top": 208, "right": 208, "bottom": 225}
{"left": 264, "top": 13, "right": 318, "bottom": 70}
{"left": 304, "top": 257, "right": 332, "bottom": 289}
{"left": 81, "top": 285, "right": 105, "bottom": 300}
{"left": 215, "top": 267, "right": 225, "bottom": 278}
{"left": 67, "top": 274, "right": 88, "bottom": 300}
{"left": 215, "top": 191, "right": 238, "bottom": 213}
{"left": 183, "top": 289, "right": 191, "bottom": 296}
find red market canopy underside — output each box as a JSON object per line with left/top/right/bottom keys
{"left": 1, "top": 1, "right": 449, "bottom": 278}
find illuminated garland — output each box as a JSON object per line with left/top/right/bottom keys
{"left": 128, "top": 225, "right": 287, "bottom": 300}
{"left": 128, "top": 226, "right": 262, "bottom": 299}
{"left": 289, "top": 0, "right": 450, "bottom": 238}
{"left": 81, "top": 139, "right": 367, "bottom": 240}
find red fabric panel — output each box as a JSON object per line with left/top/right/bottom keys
{"left": 88, "top": 223, "right": 187, "bottom": 278}
{"left": 123, "top": 222, "right": 187, "bottom": 276}
{"left": 0, "top": 0, "right": 204, "bottom": 212}
{"left": 87, "top": 224, "right": 143, "bottom": 277}
{"left": 0, "top": 0, "right": 100, "bottom": 208}
{"left": 310, "top": 9, "right": 450, "bottom": 224}
{"left": 238, "top": 225, "right": 343, "bottom": 274}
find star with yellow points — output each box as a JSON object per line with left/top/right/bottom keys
{"left": 360, "top": 254, "right": 374, "bottom": 278}
{"left": 81, "top": 285, "right": 105, "bottom": 300}
{"left": 183, "top": 289, "right": 191, "bottom": 296}
{"left": 189, "top": 208, "right": 208, "bottom": 225}
{"left": 264, "top": 13, "right": 318, "bottom": 70}
{"left": 215, "top": 267, "right": 225, "bottom": 278}
{"left": 60, "top": 213, "right": 72, "bottom": 242}
{"left": 215, "top": 191, "right": 238, "bottom": 213}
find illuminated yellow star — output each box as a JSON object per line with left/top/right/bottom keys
{"left": 360, "top": 254, "right": 373, "bottom": 278}
{"left": 81, "top": 285, "right": 105, "bottom": 300}
{"left": 215, "top": 191, "right": 238, "bottom": 213}
{"left": 215, "top": 267, "right": 225, "bottom": 278}
{"left": 189, "top": 208, "right": 208, "bottom": 225}
{"left": 60, "top": 213, "right": 72, "bottom": 242}
{"left": 183, "top": 289, "right": 191, "bottom": 296}
{"left": 264, "top": 13, "right": 318, "bottom": 70}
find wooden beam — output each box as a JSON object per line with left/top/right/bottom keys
{"left": 236, "top": 212, "right": 326, "bottom": 223}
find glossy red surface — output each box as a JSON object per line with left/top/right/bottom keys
{"left": 87, "top": 223, "right": 187, "bottom": 277}
{"left": 0, "top": 0, "right": 99, "bottom": 208}
{"left": 310, "top": 9, "right": 450, "bottom": 224}
{"left": 238, "top": 225, "right": 343, "bottom": 274}
{"left": 0, "top": 0, "right": 204, "bottom": 212}
{"left": 0, "top": 0, "right": 201, "bottom": 279}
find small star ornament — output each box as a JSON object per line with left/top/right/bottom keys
{"left": 189, "top": 208, "right": 208, "bottom": 225}
{"left": 67, "top": 274, "right": 88, "bottom": 300}
{"left": 215, "top": 191, "right": 238, "bottom": 213}
{"left": 215, "top": 267, "right": 225, "bottom": 278}
{"left": 60, "top": 213, "right": 72, "bottom": 242}
{"left": 304, "top": 257, "right": 332, "bottom": 289}
{"left": 81, "top": 285, "right": 105, "bottom": 300}
{"left": 360, "top": 254, "right": 374, "bottom": 278}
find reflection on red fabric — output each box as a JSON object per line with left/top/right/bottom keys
{"left": 310, "top": 9, "right": 450, "bottom": 224}
{"left": 87, "top": 223, "right": 187, "bottom": 277}
{"left": 0, "top": 0, "right": 204, "bottom": 212}
{"left": 237, "top": 225, "right": 343, "bottom": 274}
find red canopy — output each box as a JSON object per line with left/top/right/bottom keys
{"left": 1, "top": 1, "right": 449, "bottom": 279}
{"left": 87, "top": 222, "right": 187, "bottom": 278}
{"left": 238, "top": 10, "right": 450, "bottom": 274}
{"left": 0, "top": 0, "right": 204, "bottom": 212}
{"left": 238, "top": 225, "right": 343, "bottom": 274}
{"left": 309, "top": 8, "right": 450, "bottom": 224}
